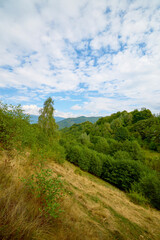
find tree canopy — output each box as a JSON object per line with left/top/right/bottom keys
{"left": 38, "top": 97, "right": 57, "bottom": 137}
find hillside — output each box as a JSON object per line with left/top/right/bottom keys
{"left": 0, "top": 151, "right": 160, "bottom": 240}
{"left": 1, "top": 100, "right": 160, "bottom": 239}
{"left": 58, "top": 116, "right": 101, "bottom": 129}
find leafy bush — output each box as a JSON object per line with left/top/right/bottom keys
{"left": 0, "top": 102, "right": 32, "bottom": 150}
{"left": 106, "top": 138, "right": 122, "bottom": 155}
{"left": 77, "top": 147, "right": 91, "bottom": 172}
{"left": 127, "top": 191, "right": 149, "bottom": 206}
{"left": 89, "top": 151, "right": 103, "bottom": 177}
{"left": 102, "top": 159, "right": 143, "bottom": 191}
{"left": 114, "top": 150, "right": 132, "bottom": 161}
{"left": 22, "top": 166, "right": 64, "bottom": 218}
{"left": 94, "top": 137, "right": 110, "bottom": 154}
{"left": 79, "top": 132, "right": 91, "bottom": 146}
{"left": 122, "top": 140, "right": 144, "bottom": 161}
{"left": 133, "top": 172, "right": 160, "bottom": 210}
{"left": 115, "top": 127, "right": 129, "bottom": 141}
{"left": 66, "top": 145, "right": 83, "bottom": 165}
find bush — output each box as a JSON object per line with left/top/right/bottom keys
{"left": 78, "top": 147, "right": 91, "bottom": 172}
{"left": 22, "top": 166, "right": 64, "bottom": 218}
{"left": 115, "top": 127, "right": 129, "bottom": 141}
{"left": 102, "top": 159, "right": 143, "bottom": 191}
{"left": 94, "top": 137, "right": 110, "bottom": 154}
{"left": 66, "top": 145, "right": 91, "bottom": 171}
{"left": 89, "top": 151, "right": 103, "bottom": 177}
{"left": 106, "top": 138, "right": 122, "bottom": 155}
{"left": 114, "top": 150, "right": 132, "bottom": 161}
{"left": 122, "top": 140, "right": 144, "bottom": 161}
{"left": 127, "top": 191, "right": 149, "bottom": 206}
{"left": 66, "top": 145, "right": 82, "bottom": 165}
{"left": 134, "top": 172, "right": 160, "bottom": 210}
{"left": 0, "top": 102, "right": 32, "bottom": 150}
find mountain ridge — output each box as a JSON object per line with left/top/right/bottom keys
{"left": 29, "top": 115, "right": 101, "bottom": 128}
{"left": 57, "top": 116, "right": 101, "bottom": 129}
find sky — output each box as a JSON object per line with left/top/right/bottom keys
{"left": 0, "top": 0, "right": 160, "bottom": 118}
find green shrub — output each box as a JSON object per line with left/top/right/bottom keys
{"left": 122, "top": 140, "right": 144, "bottom": 161}
{"left": 127, "top": 191, "right": 149, "bottom": 206}
{"left": 89, "top": 151, "right": 103, "bottom": 177}
{"left": 102, "top": 159, "right": 143, "bottom": 191}
{"left": 134, "top": 172, "right": 160, "bottom": 210}
{"left": 66, "top": 145, "right": 83, "bottom": 165}
{"left": 94, "top": 137, "right": 110, "bottom": 154}
{"left": 106, "top": 138, "right": 122, "bottom": 155}
{"left": 78, "top": 147, "right": 91, "bottom": 171}
{"left": 0, "top": 102, "right": 31, "bottom": 150}
{"left": 115, "top": 127, "right": 129, "bottom": 141}
{"left": 22, "top": 166, "right": 64, "bottom": 218}
{"left": 114, "top": 150, "right": 132, "bottom": 161}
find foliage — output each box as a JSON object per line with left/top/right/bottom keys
{"left": 131, "top": 108, "right": 153, "bottom": 124}
{"left": 122, "top": 140, "right": 144, "bottom": 161}
{"left": 66, "top": 145, "right": 83, "bottom": 165}
{"left": 88, "top": 150, "right": 103, "bottom": 177}
{"left": 132, "top": 172, "right": 160, "bottom": 210}
{"left": 114, "top": 127, "right": 129, "bottom": 141}
{"left": 114, "top": 150, "right": 132, "bottom": 161}
{"left": 94, "top": 137, "right": 110, "bottom": 154}
{"left": 22, "top": 165, "right": 64, "bottom": 218}
{"left": 79, "top": 132, "right": 91, "bottom": 146}
{"left": 66, "top": 144, "right": 103, "bottom": 176}
{"left": 38, "top": 97, "right": 58, "bottom": 137}
{"left": 0, "top": 101, "right": 33, "bottom": 150}
{"left": 127, "top": 191, "right": 149, "bottom": 206}
{"left": 101, "top": 158, "right": 143, "bottom": 191}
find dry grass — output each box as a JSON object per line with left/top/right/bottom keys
{"left": 0, "top": 150, "right": 160, "bottom": 240}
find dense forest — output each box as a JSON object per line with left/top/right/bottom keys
{"left": 0, "top": 98, "right": 160, "bottom": 239}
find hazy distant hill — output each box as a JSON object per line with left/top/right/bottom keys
{"left": 29, "top": 115, "right": 100, "bottom": 128}
{"left": 57, "top": 116, "right": 100, "bottom": 129}
{"left": 29, "top": 115, "right": 65, "bottom": 124}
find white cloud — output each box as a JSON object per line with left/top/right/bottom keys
{"left": 54, "top": 110, "right": 79, "bottom": 118}
{"left": 71, "top": 104, "right": 82, "bottom": 110}
{"left": 0, "top": 0, "right": 160, "bottom": 115}
{"left": 22, "top": 104, "right": 40, "bottom": 115}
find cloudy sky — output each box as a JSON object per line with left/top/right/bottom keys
{"left": 0, "top": 0, "right": 160, "bottom": 118}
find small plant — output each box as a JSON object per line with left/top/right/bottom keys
{"left": 22, "top": 165, "right": 64, "bottom": 218}
{"left": 74, "top": 168, "right": 82, "bottom": 176}
{"left": 127, "top": 191, "right": 149, "bottom": 206}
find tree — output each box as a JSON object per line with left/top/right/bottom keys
{"left": 38, "top": 97, "right": 57, "bottom": 137}
{"left": 115, "top": 126, "right": 129, "bottom": 141}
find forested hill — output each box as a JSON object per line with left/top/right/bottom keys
{"left": 57, "top": 116, "right": 101, "bottom": 129}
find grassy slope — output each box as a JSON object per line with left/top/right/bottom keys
{"left": 0, "top": 151, "right": 160, "bottom": 240}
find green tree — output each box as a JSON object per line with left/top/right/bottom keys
{"left": 38, "top": 97, "right": 58, "bottom": 137}
{"left": 115, "top": 126, "right": 129, "bottom": 141}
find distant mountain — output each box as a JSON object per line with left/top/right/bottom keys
{"left": 57, "top": 116, "right": 101, "bottom": 129}
{"left": 55, "top": 117, "right": 65, "bottom": 122}
{"left": 29, "top": 115, "right": 65, "bottom": 124}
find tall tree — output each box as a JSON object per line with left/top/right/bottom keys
{"left": 38, "top": 97, "right": 57, "bottom": 137}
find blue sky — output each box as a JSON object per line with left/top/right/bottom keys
{"left": 0, "top": 0, "right": 160, "bottom": 117}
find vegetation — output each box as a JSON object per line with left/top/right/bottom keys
{"left": 61, "top": 108, "right": 160, "bottom": 210}
{"left": 0, "top": 99, "right": 160, "bottom": 239}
